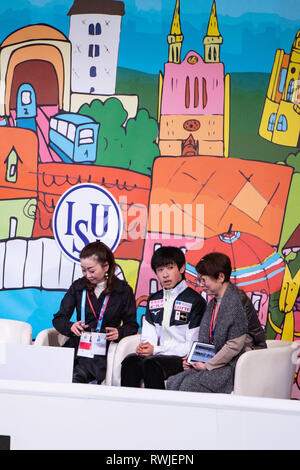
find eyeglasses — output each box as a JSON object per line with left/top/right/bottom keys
{"left": 197, "top": 276, "right": 207, "bottom": 286}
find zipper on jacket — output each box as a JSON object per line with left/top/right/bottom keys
{"left": 163, "top": 289, "right": 173, "bottom": 344}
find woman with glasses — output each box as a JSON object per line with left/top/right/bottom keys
{"left": 167, "top": 252, "right": 266, "bottom": 393}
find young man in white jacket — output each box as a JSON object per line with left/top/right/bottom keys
{"left": 121, "top": 246, "right": 206, "bottom": 389}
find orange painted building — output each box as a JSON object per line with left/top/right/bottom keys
{"left": 0, "top": 127, "right": 39, "bottom": 238}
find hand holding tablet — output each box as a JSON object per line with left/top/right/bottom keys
{"left": 187, "top": 341, "right": 216, "bottom": 364}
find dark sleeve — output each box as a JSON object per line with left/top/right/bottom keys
{"left": 52, "top": 283, "right": 78, "bottom": 337}
{"left": 239, "top": 291, "right": 267, "bottom": 349}
{"left": 116, "top": 284, "right": 139, "bottom": 341}
{"left": 188, "top": 295, "right": 207, "bottom": 329}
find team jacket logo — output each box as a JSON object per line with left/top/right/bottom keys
{"left": 149, "top": 299, "right": 164, "bottom": 310}
{"left": 53, "top": 183, "right": 122, "bottom": 263}
{"left": 174, "top": 300, "right": 192, "bottom": 313}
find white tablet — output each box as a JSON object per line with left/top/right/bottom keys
{"left": 187, "top": 341, "right": 216, "bottom": 364}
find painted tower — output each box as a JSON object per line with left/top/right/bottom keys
{"left": 203, "top": 0, "right": 223, "bottom": 63}
{"left": 158, "top": 0, "right": 229, "bottom": 157}
{"left": 167, "top": 0, "right": 184, "bottom": 64}
{"left": 68, "top": 0, "right": 125, "bottom": 95}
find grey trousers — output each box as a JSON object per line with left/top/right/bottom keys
{"left": 167, "top": 365, "right": 234, "bottom": 394}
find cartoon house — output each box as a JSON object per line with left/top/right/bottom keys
{"left": 259, "top": 29, "right": 300, "bottom": 147}
{"left": 68, "top": 0, "right": 125, "bottom": 95}
{"left": 158, "top": 0, "right": 230, "bottom": 158}
{"left": 0, "top": 127, "right": 38, "bottom": 240}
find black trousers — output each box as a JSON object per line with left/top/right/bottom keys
{"left": 121, "top": 354, "right": 184, "bottom": 389}
{"left": 72, "top": 355, "right": 107, "bottom": 384}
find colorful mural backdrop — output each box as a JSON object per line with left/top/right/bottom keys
{"left": 0, "top": 0, "right": 299, "bottom": 399}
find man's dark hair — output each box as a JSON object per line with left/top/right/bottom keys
{"left": 196, "top": 252, "right": 232, "bottom": 282}
{"left": 151, "top": 246, "right": 186, "bottom": 272}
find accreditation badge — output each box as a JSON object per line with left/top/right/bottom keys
{"left": 91, "top": 332, "right": 107, "bottom": 356}
{"left": 77, "top": 332, "right": 94, "bottom": 358}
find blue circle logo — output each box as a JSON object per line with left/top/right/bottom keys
{"left": 53, "top": 183, "right": 122, "bottom": 263}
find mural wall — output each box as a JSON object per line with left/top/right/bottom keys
{"left": 0, "top": 0, "right": 299, "bottom": 399}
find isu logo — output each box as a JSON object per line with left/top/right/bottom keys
{"left": 53, "top": 183, "right": 122, "bottom": 262}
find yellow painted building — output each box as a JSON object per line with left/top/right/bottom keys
{"left": 259, "top": 30, "right": 300, "bottom": 147}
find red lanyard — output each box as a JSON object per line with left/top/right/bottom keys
{"left": 209, "top": 300, "right": 221, "bottom": 344}
{"left": 86, "top": 291, "right": 110, "bottom": 331}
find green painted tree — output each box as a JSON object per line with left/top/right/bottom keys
{"left": 79, "top": 98, "right": 159, "bottom": 175}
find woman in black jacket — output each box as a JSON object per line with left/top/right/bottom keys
{"left": 53, "top": 241, "right": 138, "bottom": 384}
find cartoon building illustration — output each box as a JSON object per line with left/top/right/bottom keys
{"left": 0, "top": 24, "right": 71, "bottom": 120}
{"left": 203, "top": 0, "right": 223, "bottom": 64}
{"left": 0, "top": 24, "right": 72, "bottom": 164}
{"left": 167, "top": 0, "right": 184, "bottom": 65}
{"left": 0, "top": 128, "right": 38, "bottom": 240}
{"left": 259, "top": 29, "right": 300, "bottom": 147}
{"left": 68, "top": 0, "right": 125, "bottom": 95}
{"left": 158, "top": 0, "right": 230, "bottom": 158}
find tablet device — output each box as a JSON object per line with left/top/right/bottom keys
{"left": 187, "top": 341, "right": 216, "bottom": 364}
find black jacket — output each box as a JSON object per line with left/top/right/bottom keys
{"left": 53, "top": 276, "right": 138, "bottom": 349}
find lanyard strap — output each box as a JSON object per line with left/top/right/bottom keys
{"left": 209, "top": 300, "right": 221, "bottom": 344}
{"left": 81, "top": 289, "right": 87, "bottom": 325}
{"left": 81, "top": 289, "right": 110, "bottom": 332}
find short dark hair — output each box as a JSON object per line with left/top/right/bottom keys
{"left": 196, "top": 252, "right": 232, "bottom": 282}
{"left": 151, "top": 246, "right": 186, "bottom": 273}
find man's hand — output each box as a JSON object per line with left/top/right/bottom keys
{"left": 136, "top": 341, "right": 154, "bottom": 357}
{"left": 182, "top": 356, "right": 192, "bottom": 370}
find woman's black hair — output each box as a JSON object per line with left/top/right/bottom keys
{"left": 80, "top": 240, "right": 116, "bottom": 293}
{"left": 151, "top": 246, "right": 186, "bottom": 273}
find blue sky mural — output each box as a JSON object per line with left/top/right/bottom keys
{"left": 0, "top": 0, "right": 299, "bottom": 74}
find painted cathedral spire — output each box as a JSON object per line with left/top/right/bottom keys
{"left": 203, "top": 0, "right": 223, "bottom": 63}
{"left": 167, "top": 0, "right": 184, "bottom": 64}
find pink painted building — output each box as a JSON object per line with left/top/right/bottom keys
{"left": 161, "top": 51, "right": 224, "bottom": 116}
{"left": 158, "top": 0, "right": 229, "bottom": 157}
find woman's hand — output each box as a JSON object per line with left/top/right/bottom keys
{"left": 105, "top": 327, "right": 119, "bottom": 342}
{"left": 71, "top": 321, "right": 88, "bottom": 336}
{"left": 192, "top": 361, "right": 207, "bottom": 371}
{"left": 182, "top": 356, "right": 192, "bottom": 370}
